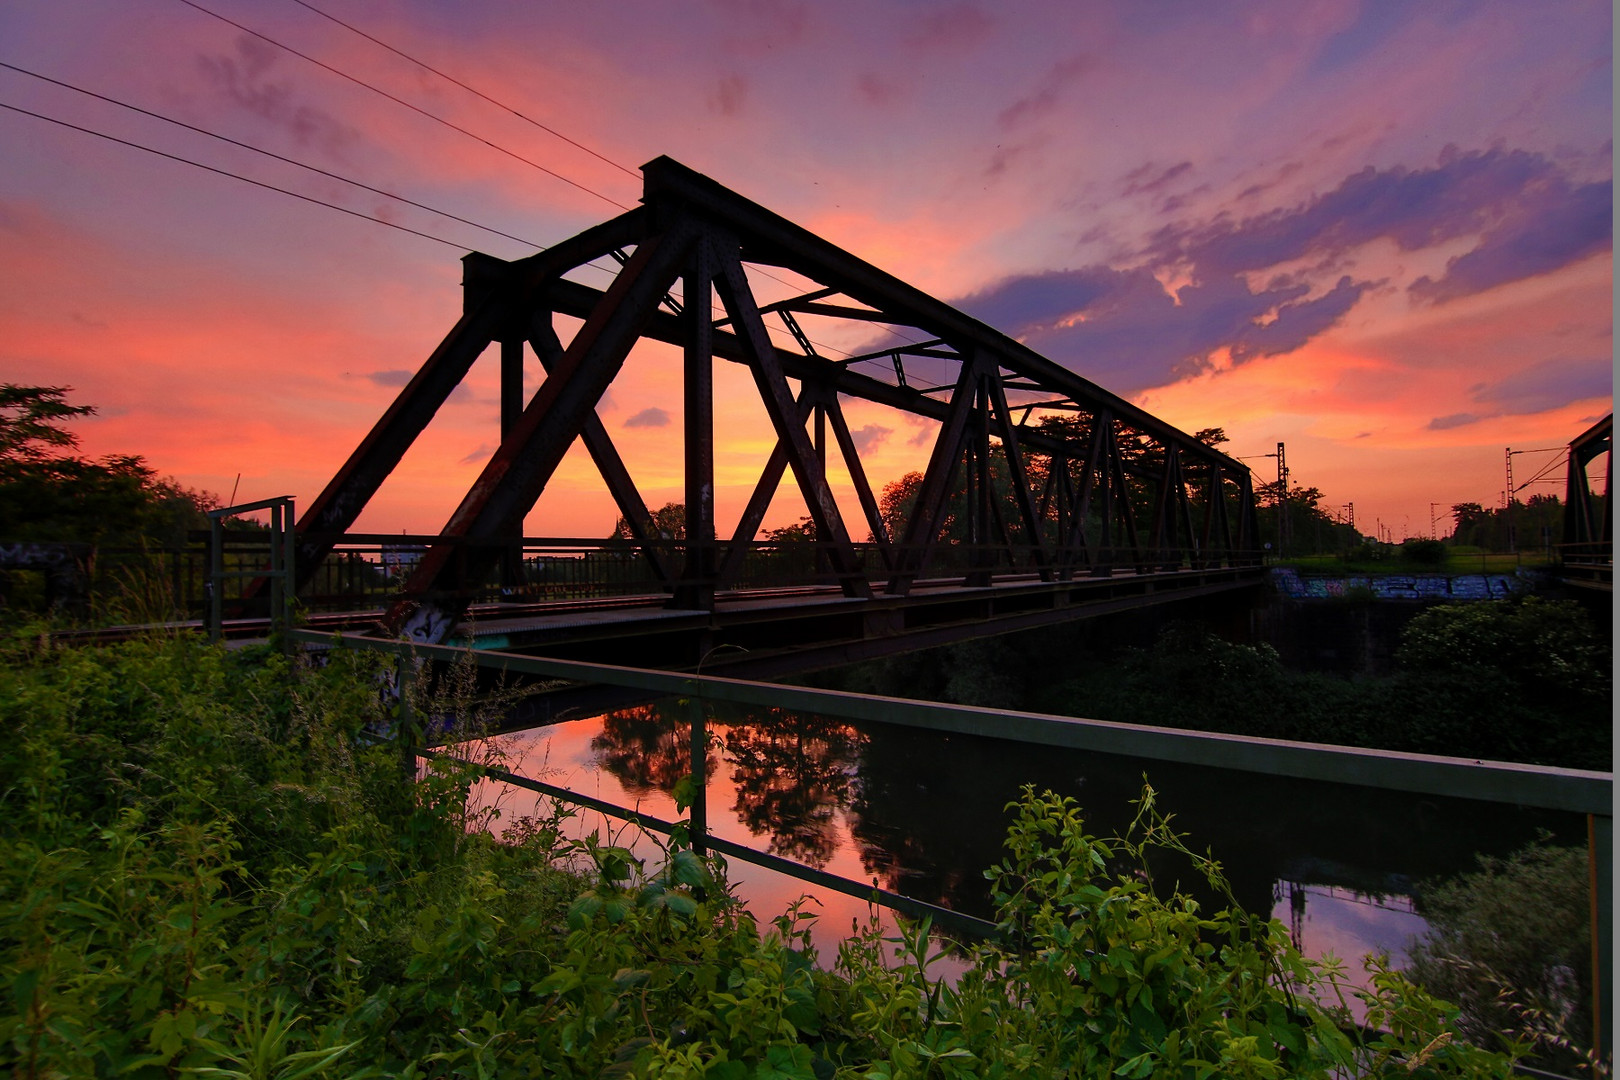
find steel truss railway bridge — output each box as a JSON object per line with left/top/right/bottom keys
{"left": 161, "top": 160, "right": 1620, "bottom": 1043}
{"left": 229, "top": 157, "right": 1266, "bottom": 677}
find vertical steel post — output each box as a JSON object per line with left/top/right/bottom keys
{"left": 1592, "top": 812, "right": 1613, "bottom": 1063}
{"left": 687, "top": 696, "right": 708, "bottom": 855}
{"left": 269, "top": 501, "right": 284, "bottom": 644}
{"left": 208, "top": 515, "right": 222, "bottom": 643}
{"left": 281, "top": 499, "right": 296, "bottom": 650}
{"left": 501, "top": 338, "right": 526, "bottom": 591}
{"left": 681, "top": 241, "right": 716, "bottom": 609}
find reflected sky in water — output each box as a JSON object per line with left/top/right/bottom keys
{"left": 471, "top": 703, "right": 1582, "bottom": 980}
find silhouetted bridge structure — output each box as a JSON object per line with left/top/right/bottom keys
{"left": 1561, "top": 413, "right": 1612, "bottom": 590}
{"left": 234, "top": 157, "right": 1266, "bottom": 675}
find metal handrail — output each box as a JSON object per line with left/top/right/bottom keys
{"left": 207, "top": 496, "right": 295, "bottom": 644}
{"left": 291, "top": 625, "right": 1613, "bottom": 1051}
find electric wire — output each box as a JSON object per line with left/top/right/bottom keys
{"left": 285, "top": 0, "right": 639, "bottom": 180}
{"left": 0, "top": 59, "right": 547, "bottom": 252}
{"left": 0, "top": 99, "right": 469, "bottom": 249}
{"left": 176, "top": 0, "right": 917, "bottom": 366}
{"left": 0, "top": 88, "right": 846, "bottom": 363}
{"left": 173, "top": 0, "right": 634, "bottom": 211}
{"left": 16, "top": 7, "right": 905, "bottom": 367}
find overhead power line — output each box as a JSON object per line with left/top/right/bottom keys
{"left": 173, "top": 0, "right": 633, "bottom": 211}
{"left": 285, "top": 0, "right": 640, "bottom": 180}
{"left": 0, "top": 99, "right": 468, "bottom": 248}
{"left": 0, "top": 60, "right": 546, "bottom": 251}
{"left": 172, "top": 0, "right": 916, "bottom": 365}
{"left": 0, "top": 98, "right": 839, "bottom": 359}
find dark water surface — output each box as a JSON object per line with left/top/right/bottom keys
{"left": 475, "top": 700, "right": 1586, "bottom": 972}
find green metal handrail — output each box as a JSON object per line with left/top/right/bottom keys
{"left": 208, "top": 496, "right": 295, "bottom": 645}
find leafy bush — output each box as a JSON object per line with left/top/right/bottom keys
{"left": 1401, "top": 539, "right": 1449, "bottom": 567}
{"left": 0, "top": 630, "right": 1528, "bottom": 1076}
{"left": 1408, "top": 840, "right": 1601, "bottom": 1076}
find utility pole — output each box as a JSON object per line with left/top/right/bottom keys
{"left": 1236, "top": 442, "right": 1289, "bottom": 554}
{"left": 1275, "top": 441, "right": 1289, "bottom": 557}
{"left": 1504, "top": 447, "right": 1516, "bottom": 552}
{"left": 1430, "top": 502, "right": 1453, "bottom": 540}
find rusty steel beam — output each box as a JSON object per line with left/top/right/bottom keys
{"left": 526, "top": 317, "right": 673, "bottom": 588}
{"left": 293, "top": 157, "right": 1260, "bottom": 644}
{"left": 885, "top": 353, "right": 982, "bottom": 595}
{"left": 641, "top": 156, "right": 1250, "bottom": 474}
{"left": 286, "top": 209, "right": 649, "bottom": 591}
{"left": 711, "top": 240, "right": 872, "bottom": 599}
{"left": 676, "top": 239, "right": 718, "bottom": 609}
{"left": 1564, "top": 413, "right": 1612, "bottom": 547}
{"left": 391, "top": 218, "right": 699, "bottom": 641}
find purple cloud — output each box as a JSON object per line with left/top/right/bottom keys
{"left": 624, "top": 407, "right": 671, "bottom": 428}
{"left": 366, "top": 369, "right": 413, "bottom": 387}
{"left": 1123, "top": 161, "right": 1193, "bottom": 198}
{"left": 459, "top": 442, "right": 494, "bottom": 465}
{"left": 1150, "top": 147, "right": 1603, "bottom": 283}
{"left": 957, "top": 267, "right": 1369, "bottom": 394}
{"left": 905, "top": 4, "right": 993, "bottom": 50}
{"left": 1410, "top": 179, "right": 1612, "bottom": 303}
{"left": 709, "top": 75, "right": 748, "bottom": 117}
{"left": 1427, "top": 413, "right": 1486, "bottom": 431}
{"left": 849, "top": 424, "right": 891, "bottom": 454}
{"left": 998, "top": 56, "right": 1093, "bottom": 129}
{"left": 941, "top": 146, "right": 1608, "bottom": 394}
{"left": 1425, "top": 355, "right": 1611, "bottom": 430}
{"left": 1470, "top": 357, "right": 1612, "bottom": 415}
{"left": 198, "top": 37, "right": 357, "bottom": 158}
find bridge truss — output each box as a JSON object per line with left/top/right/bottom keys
{"left": 293, "top": 157, "right": 1260, "bottom": 645}
{"left": 1562, "top": 413, "right": 1612, "bottom": 588}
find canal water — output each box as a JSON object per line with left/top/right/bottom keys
{"left": 468, "top": 700, "right": 1585, "bottom": 985}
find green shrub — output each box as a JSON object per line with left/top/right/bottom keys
{"left": 1401, "top": 539, "right": 1449, "bottom": 567}
{"left": 0, "top": 631, "right": 1530, "bottom": 1077}
{"left": 1407, "top": 840, "right": 1600, "bottom": 1075}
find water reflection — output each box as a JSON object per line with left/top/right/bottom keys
{"left": 590, "top": 703, "right": 716, "bottom": 795}
{"left": 543, "top": 699, "right": 1585, "bottom": 970}
{"left": 717, "top": 708, "right": 864, "bottom": 866}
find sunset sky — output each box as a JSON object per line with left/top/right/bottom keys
{"left": 1, "top": 0, "right": 1611, "bottom": 542}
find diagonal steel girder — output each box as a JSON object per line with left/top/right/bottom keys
{"left": 293, "top": 156, "right": 1258, "bottom": 643}
{"left": 389, "top": 215, "right": 701, "bottom": 641}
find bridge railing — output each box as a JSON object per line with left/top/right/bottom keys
{"left": 289, "top": 532, "right": 1263, "bottom": 614}
{"left": 1559, "top": 540, "right": 1613, "bottom": 568}
{"left": 287, "top": 627, "right": 1614, "bottom": 1056}
{"left": 58, "top": 530, "right": 1265, "bottom": 628}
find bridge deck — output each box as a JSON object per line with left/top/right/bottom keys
{"left": 441, "top": 563, "right": 1262, "bottom": 679}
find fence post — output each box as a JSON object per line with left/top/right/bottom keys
{"left": 397, "top": 651, "right": 419, "bottom": 780}
{"left": 207, "top": 516, "right": 222, "bottom": 643}
{"left": 1591, "top": 813, "right": 1613, "bottom": 1065}
{"left": 687, "top": 695, "right": 708, "bottom": 855}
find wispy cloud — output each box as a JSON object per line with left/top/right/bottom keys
{"left": 197, "top": 37, "right": 358, "bottom": 158}
{"left": 624, "top": 407, "right": 671, "bottom": 428}
{"left": 849, "top": 423, "right": 891, "bottom": 454}
{"left": 997, "top": 55, "right": 1093, "bottom": 129}
{"left": 952, "top": 146, "right": 1609, "bottom": 395}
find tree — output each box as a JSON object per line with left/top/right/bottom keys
{"left": 0, "top": 385, "right": 215, "bottom": 547}
{"left": 0, "top": 384, "right": 94, "bottom": 464}
{"left": 1446, "top": 496, "right": 1564, "bottom": 552}
{"left": 1407, "top": 840, "right": 1597, "bottom": 1075}
{"left": 610, "top": 501, "right": 685, "bottom": 541}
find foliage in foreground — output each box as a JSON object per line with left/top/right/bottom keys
{"left": 2, "top": 632, "right": 1531, "bottom": 1077}
{"left": 1409, "top": 841, "right": 1599, "bottom": 1077}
